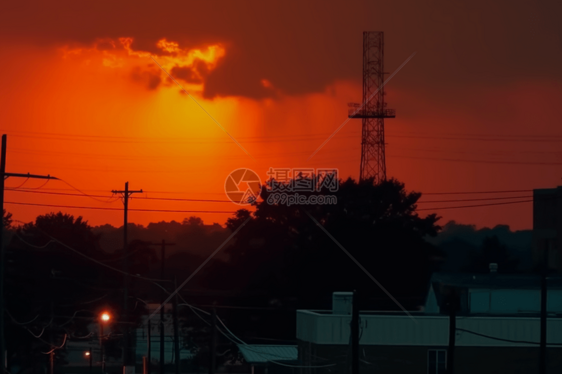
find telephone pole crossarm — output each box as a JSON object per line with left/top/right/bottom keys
{"left": 4, "top": 172, "right": 58, "bottom": 180}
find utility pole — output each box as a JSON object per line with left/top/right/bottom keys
{"left": 50, "top": 301, "right": 54, "bottom": 374}
{"left": 145, "top": 241, "right": 175, "bottom": 374}
{"left": 111, "top": 182, "right": 143, "bottom": 373}
{"left": 209, "top": 308, "right": 217, "bottom": 374}
{"left": 0, "top": 134, "right": 57, "bottom": 373}
{"left": 447, "top": 289, "right": 458, "bottom": 374}
{"left": 160, "top": 241, "right": 167, "bottom": 374}
{"left": 351, "top": 290, "right": 359, "bottom": 374}
{"left": 100, "top": 322, "right": 106, "bottom": 374}
{"left": 172, "top": 276, "right": 180, "bottom": 374}
{"left": 160, "top": 279, "right": 165, "bottom": 374}
{"left": 540, "top": 241, "right": 549, "bottom": 374}
{"left": 147, "top": 320, "right": 151, "bottom": 374}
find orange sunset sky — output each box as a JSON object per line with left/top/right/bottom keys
{"left": 0, "top": 0, "right": 561, "bottom": 231}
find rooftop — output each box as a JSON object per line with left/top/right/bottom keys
{"left": 237, "top": 344, "right": 298, "bottom": 365}
{"left": 429, "top": 272, "right": 562, "bottom": 290}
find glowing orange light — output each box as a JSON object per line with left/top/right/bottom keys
{"left": 100, "top": 312, "right": 111, "bottom": 322}
{"left": 85, "top": 351, "right": 91, "bottom": 356}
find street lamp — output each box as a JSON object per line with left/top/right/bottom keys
{"left": 99, "top": 312, "right": 111, "bottom": 374}
{"left": 85, "top": 349, "right": 92, "bottom": 374}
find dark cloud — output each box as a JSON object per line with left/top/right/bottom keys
{"left": 170, "top": 65, "right": 202, "bottom": 84}
{"left": 1, "top": 0, "right": 561, "bottom": 99}
{"left": 130, "top": 66, "right": 161, "bottom": 90}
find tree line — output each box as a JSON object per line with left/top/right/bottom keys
{"left": 2, "top": 176, "right": 520, "bottom": 372}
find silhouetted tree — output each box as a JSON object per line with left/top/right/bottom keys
{"left": 218, "top": 176, "right": 441, "bottom": 337}
{"left": 4, "top": 212, "right": 148, "bottom": 369}
{"left": 464, "top": 235, "right": 520, "bottom": 273}
{"left": 3, "top": 209, "right": 12, "bottom": 228}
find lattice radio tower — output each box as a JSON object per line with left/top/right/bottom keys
{"left": 348, "top": 31, "right": 395, "bottom": 184}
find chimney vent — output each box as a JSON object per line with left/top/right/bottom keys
{"left": 332, "top": 292, "right": 353, "bottom": 315}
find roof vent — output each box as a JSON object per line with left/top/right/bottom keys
{"left": 489, "top": 263, "right": 498, "bottom": 273}
{"left": 332, "top": 292, "right": 353, "bottom": 315}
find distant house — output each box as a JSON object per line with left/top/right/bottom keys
{"left": 296, "top": 271, "right": 562, "bottom": 374}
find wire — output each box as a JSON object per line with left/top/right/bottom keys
{"left": 456, "top": 328, "right": 562, "bottom": 346}
{"left": 58, "top": 310, "right": 93, "bottom": 327}
{"left": 68, "top": 331, "right": 94, "bottom": 339}
{"left": 184, "top": 306, "right": 211, "bottom": 326}
{"left": 180, "top": 301, "right": 336, "bottom": 368}
{"left": 12, "top": 186, "right": 228, "bottom": 196}
{"left": 417, "top": 195, "right": 532, "bottom": 203}
{"left": 26, "top": 179, "right": 50, "bottom": 190}
{"left": 8, "top": 177, "right": 30, "bottom": 190}
{"left": 389, "top": 154, "right": 562, "bottom": 166}
{"left": 5, "top": 309, "right": 39, "bottom": 325}
{"left": 5, "top": 188, "right": 232, "bottom": 203}
{"left": 4, "top": 127, "right": 562, "bottom": 143}
{"left": 423, "top": 189, "right": 534, "bottom": 195}
{"left": 14, "top": 220, "right": 173, "bottom": 283}
{"left": 57, "top": 178, "right": 125, "bottom": 203}
{"left": 58, "top": 294, "right": 109, "bottom": 307}
{"left": 386, "top": 129, "right": 562, "bottom": 139}
{"left": 216, "top": 316, "right": 245, "bottom": 345}
{"left": 6, "top": 201, "right": 236, "bottom": 214}
{"left": 386, "top": 134, "right": 562, "bottom": 143}
{"left": 417, "top": 199, "right": 533, "bottom": 211}
{"left": 12, "top": 231, "right": 55, "bottom": 249}
{"left": 147, "top": 217, "right": 251, "bottom": 321}
{"left": 0, "top": 128, "right": 359, "bottom": 144}
{"left": 41, "top": 334, "right": 67, "bottom": 355}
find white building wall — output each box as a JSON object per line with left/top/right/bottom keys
{"left": 297, "top": 310, "right": 562, "bottom": 347}
{"left": 468, "top": 289, "right": 562, "bottom": 313}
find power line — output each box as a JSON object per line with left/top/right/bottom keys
{"left": 5, "top": 201, "right": 236, "bottom": 214}
{"left": 386, "top": 134, "right": 562, "bottom": 143}
{"left": 180, "top": 301, "right": 337, "bottom": 369}
{"left": 3, "top": 128, "right": 562, "bottom": 142}
{"left": 390, "top": 145, "right": 562, "bottom": 156}
{"left": 388, "top": 154, "right": 562, "bottom": 166}
{"left": 13, "top": 220, "right": 173, "bottom": 283}
{"left": 0, "top": 130, "right": 358, "bottom": 145}
{"left": 456, "top": 328, "right": 562, "bottom": 346}
{"left": 423, "top": 189, "right": 534, "bottom": 195}
{"left": 9, "top": 186, "right": 228, "bottom": 196}
{"left": 417, "top": 199, "right": 533, "bottom": 211}
{"left": 6, "top": 188, "right": 232, "bottom": 203}
{"left": 4, "top": 195, "right": 541, "bottom": 214}
{"left": 6, "top": 185, "right": 544, "bottom": 198}
{"left": 417, "top": 195, "right": 532, "bottom": 203}
{"left": 58, "top": 178, "right": 120, "bottom": 203}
